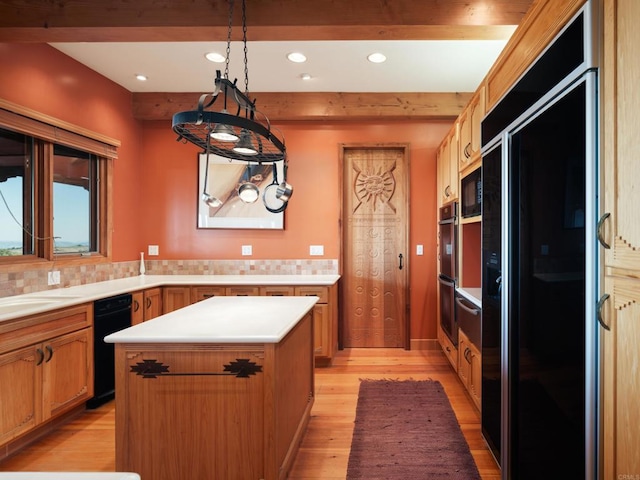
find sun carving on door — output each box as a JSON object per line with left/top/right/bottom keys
{"left": 353, "top": 161, "right": 397, "bottom": 213}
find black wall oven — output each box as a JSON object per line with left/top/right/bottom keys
{"left": 438, "top": 201, "right": 457, "bottom": 345}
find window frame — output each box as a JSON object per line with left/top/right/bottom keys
{"left": 0, "top": 100, "right": 118, "bottom": 267}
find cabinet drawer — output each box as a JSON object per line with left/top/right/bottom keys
{"left": 0, "top": 304, "right": 91, "bottom": 356}
{"left": 226, "top": 286, "right": 260, "bottom": 296}
{"left": 191, "top": 286, "right": 226, "bottom": 302}
{"left": 260, "top": 286, "right": 294, "bottom": 296}
{"left": 294, "top": 286, "right": 328, "bottom": 303}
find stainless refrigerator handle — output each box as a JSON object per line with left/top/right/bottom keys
{"left": 596, "top": 293, "right": 611, "bottom": 331}
{"left": 597, "top": 212, "right": 611, "bottom": 249}
{"left": 455, "top": 296, "right": 480, "bottom": 315}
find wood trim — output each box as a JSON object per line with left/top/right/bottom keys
{"left": 133, "top": 91, "right": 473, "bottom": 122}
{"left": 484, "top": 0, "right": 586, "bottom": 110}
{"left": 0, "top": 98, "right": 120, "bottom": 155}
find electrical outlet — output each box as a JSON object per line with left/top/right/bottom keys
{"left": 416, "top": 244, "right": 424, "bottom": 255}
{"left": 47, "top": 270, "right": 60, "bottom": 285}
{"left": 148, "top": 245, "right": 159, "bottom": 256}
{"left": 241, "top": 245, "right": 252, "bottom": 256}
{"left": 309, "top": 245, "right": 324, "bottom": 256}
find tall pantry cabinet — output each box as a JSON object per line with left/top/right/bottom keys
{"left": 601, "top": 0, "right": 640, "bottom": 478}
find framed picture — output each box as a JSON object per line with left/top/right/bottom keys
{"left": 197, "top": 153, "right": 284, "bottom": 229}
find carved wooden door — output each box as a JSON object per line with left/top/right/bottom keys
{"left": 341, "top": 144, "right": 409, "bottom": 347}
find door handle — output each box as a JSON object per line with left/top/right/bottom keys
{"left": 146, "top": 297, "right": 152, "bottom": 309}
{"left": 597, "top": 212, "right": 611, "bottom": 249}
{"left": 36, "top": 348, "right": 45, "bottom": 366}
{"left": 596, "top": 293, "right": 611, "bottom": 331}
{"left": 398, "top": 253, "right": 403, "bottom": 270}
{"left": 133, "top": 299, "right": 140, "bottom": 312}
{"left": 45, "top": 345, "right": 54, "bottom": 362}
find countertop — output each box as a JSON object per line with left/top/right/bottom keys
{"left": 0, "top": 274, "right": 340, "bottom": 323}
{"left": 104, "top": 295, "right": 319, "bottom": 344}
{"left": 456, "top": 287, "right": 481, "bottom": 307}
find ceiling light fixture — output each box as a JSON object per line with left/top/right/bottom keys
{"left": 135, "top": 74, "right": 148, "bottom": 81}
{"left": 205, "top": 52, "right": 226, "bottom": 63}
{"left": 300, "top": 73, "right": 312, "bottom": 81}
{"left": 367, "top": 52, "right": 387, "bottom": 64}
{"left": 287, "top": 52, "right": 307, "bottom": 63}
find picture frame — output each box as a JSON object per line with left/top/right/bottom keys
{"left": 197, "top": 153, "right": 284, "bottom": 229}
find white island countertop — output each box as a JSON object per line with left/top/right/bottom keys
{"left": 104, "top": 295, "right": 319, "bottom": 344}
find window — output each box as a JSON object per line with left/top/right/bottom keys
{"left": 53, "top": 144, "right": 99, "bottom": 255}
{"left": 0, "top": 126, "right": 111, "bottom": 263}
{"left": 0, "top": 127, "right": 34, "bottom": 256}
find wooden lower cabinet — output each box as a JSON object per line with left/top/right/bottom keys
{"left": 131, "top": 291, "right": 144, "bottom": 325}
{"left": 114, "top": 311, "right": 314, "bottom": 480}
{"left": 457, "top": 329, "right": 481, "bottom": 410}
{"left": 159, "top": 283, "right": 338, "bottom": 366}
{"left": 143, "top": 287, "right": 162, "bottom": 320}
{"left": 0, "top": 304, "right": 93, "bottom": 451}
{"left": 437, "top": 323, "right": 458, "bottom": 372}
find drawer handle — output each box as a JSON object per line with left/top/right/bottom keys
{"left": 36, "top": 348, "right": 45, "bottom": 366}
{"left": 202, "top": 294, "right": 214, "bottom": 298}
{"left": 45, "top": 345, "right": 54, "bottom": 363}
{"left": 455, "top": 297, "right": 479, "bottom": 315}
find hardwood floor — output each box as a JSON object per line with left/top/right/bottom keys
{"left": 0, "top": 348, "right": 500, "bottom": 479}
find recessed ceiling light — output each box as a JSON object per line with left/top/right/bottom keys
{"left": 367, "top": 53, "right": 387, "bottom": 64}
{"left": 287, "top": 52, "right": 307, "bottom": 63}
{"left": 205, "top": 52, "right": 226, "bottom": 63}
{"left": 135, "top": 74, "right": 148, "bottom": 81}
{"left": 300, "top": 73, "right": 312, "bottom": 81}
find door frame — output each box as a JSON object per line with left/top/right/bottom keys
{"left": 338, "top": 143, "right": 411, "bottom": 349}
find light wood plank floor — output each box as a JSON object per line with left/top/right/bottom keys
{"left": 0, "top": 348, "right": 500, "bottom": 479}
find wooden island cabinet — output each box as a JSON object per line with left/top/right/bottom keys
{"left": 106, "top": 296, "right": 317, "bottom": 480}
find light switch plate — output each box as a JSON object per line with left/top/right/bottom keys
{"left": 148, "top": 245, "right": 159, "bottom": 256}
{"left": 47, "top": 270, "right": 60, "bottom": 285}
{"left": 310, "top": 245, "right": 324, "bottom": 256}
{"left": 416, "top": 244, "right": 424, "bottom": 255}
{"left": 242, "top": 245, "right": 252, "bottom": 256}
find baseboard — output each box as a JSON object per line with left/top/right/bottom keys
{"left": 410, "top": 339, "right": 440, "bottom": 350}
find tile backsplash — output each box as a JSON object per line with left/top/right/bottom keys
{"left": 0, "top": 259, "right": 338, "bottom": 298}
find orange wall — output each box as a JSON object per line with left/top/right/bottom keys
{"left": 0, "top": 43, "right": 452, "bottom": 340}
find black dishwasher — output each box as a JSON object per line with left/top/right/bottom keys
{"left": 87, "top": 293, "right": 132, "bottom": 409}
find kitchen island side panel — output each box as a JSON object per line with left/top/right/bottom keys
{"left": 113, "top": 312, "right": 313, "bottom": 480}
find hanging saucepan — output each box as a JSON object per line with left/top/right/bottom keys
{"left": 276, "top": 161, "right": 293, "bottom": 201}
{"left": 237, "top": 164, "right": 260, "bottom": 204}
{"left": 263, "top": 163, "right": 287, "bottom": 213}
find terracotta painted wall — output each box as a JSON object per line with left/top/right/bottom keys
{"left": 140, "top": 119, "right": 450, "bottom": 339}
{"left": 0, "top": 43, "right": 145, "bottom": 262}
{"left": 0, "top": 43, "right": 451, "bottom": 340}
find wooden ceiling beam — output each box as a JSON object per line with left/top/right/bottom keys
{"left": 0, "top": 0, "right": 532, "bottom": 42}
{"left": 132, "top": 91, "right": 473, "bottom": 122}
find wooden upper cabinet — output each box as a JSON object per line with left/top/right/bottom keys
{"left": 436, "top": 123, "right": 459, "bottom": 207}
{"left": 458, "top": 85, "right": 486, "bottom": 174}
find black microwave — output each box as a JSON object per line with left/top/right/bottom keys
{"left": 461, "top": 167, "right": 481, "bottom": 218}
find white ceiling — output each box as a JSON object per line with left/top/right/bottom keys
{"left": 50, "top": 38, "right": 513, "bottom": 94}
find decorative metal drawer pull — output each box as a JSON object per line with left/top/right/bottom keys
{"left": 130, "top": 358, "right": 263, "bottom": 379}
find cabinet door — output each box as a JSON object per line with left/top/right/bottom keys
{"left": 469, "top": 86, "right": 486, "bottom": 159}
{"left": 143, "top": 288, "right": 162, "bottom": 320}
{"left": 468, "top": 343, "right": 482, "bottom": 410}
{"left": 131, "top": 291, "right": 144, "bottom": 325}
{"left": 312, "top": 303, "right": 329, "bottom": 358}
{"left": 162, "top": 286, "right": 191, "bottom": 313}
{"left": 0, "top": 345, "right": 41, "bottom": 444}
{"left": 457, "top": 330, "right": 471, "bottom": 386}
{"left": 191, "top": 286, "right": 226, "bottom": 303}
{"left": 447, "top": 125, "right": 459, "bottom": 201}
{"left": 42, "top": 328, "right": 93, "bottom": 420}
{"left": 602, "top": 275, "right": 640, "bottom": 479}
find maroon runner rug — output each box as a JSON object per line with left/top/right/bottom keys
{"left": 346, "top": 379, "right": 482, "bottom": 479}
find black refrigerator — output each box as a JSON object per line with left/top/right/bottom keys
{"left": 480, "top": 5, "right": 599, "bottom": 480}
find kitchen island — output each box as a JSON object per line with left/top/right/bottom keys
{"left": 104, "top": 295, "right": 318, "bottom": 480}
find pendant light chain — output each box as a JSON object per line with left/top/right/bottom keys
{"left": 242, "top": 0, "right": 249, "bottom": 95}
{"left": 224, "top": 0, "right": 234, "bottom": 80}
